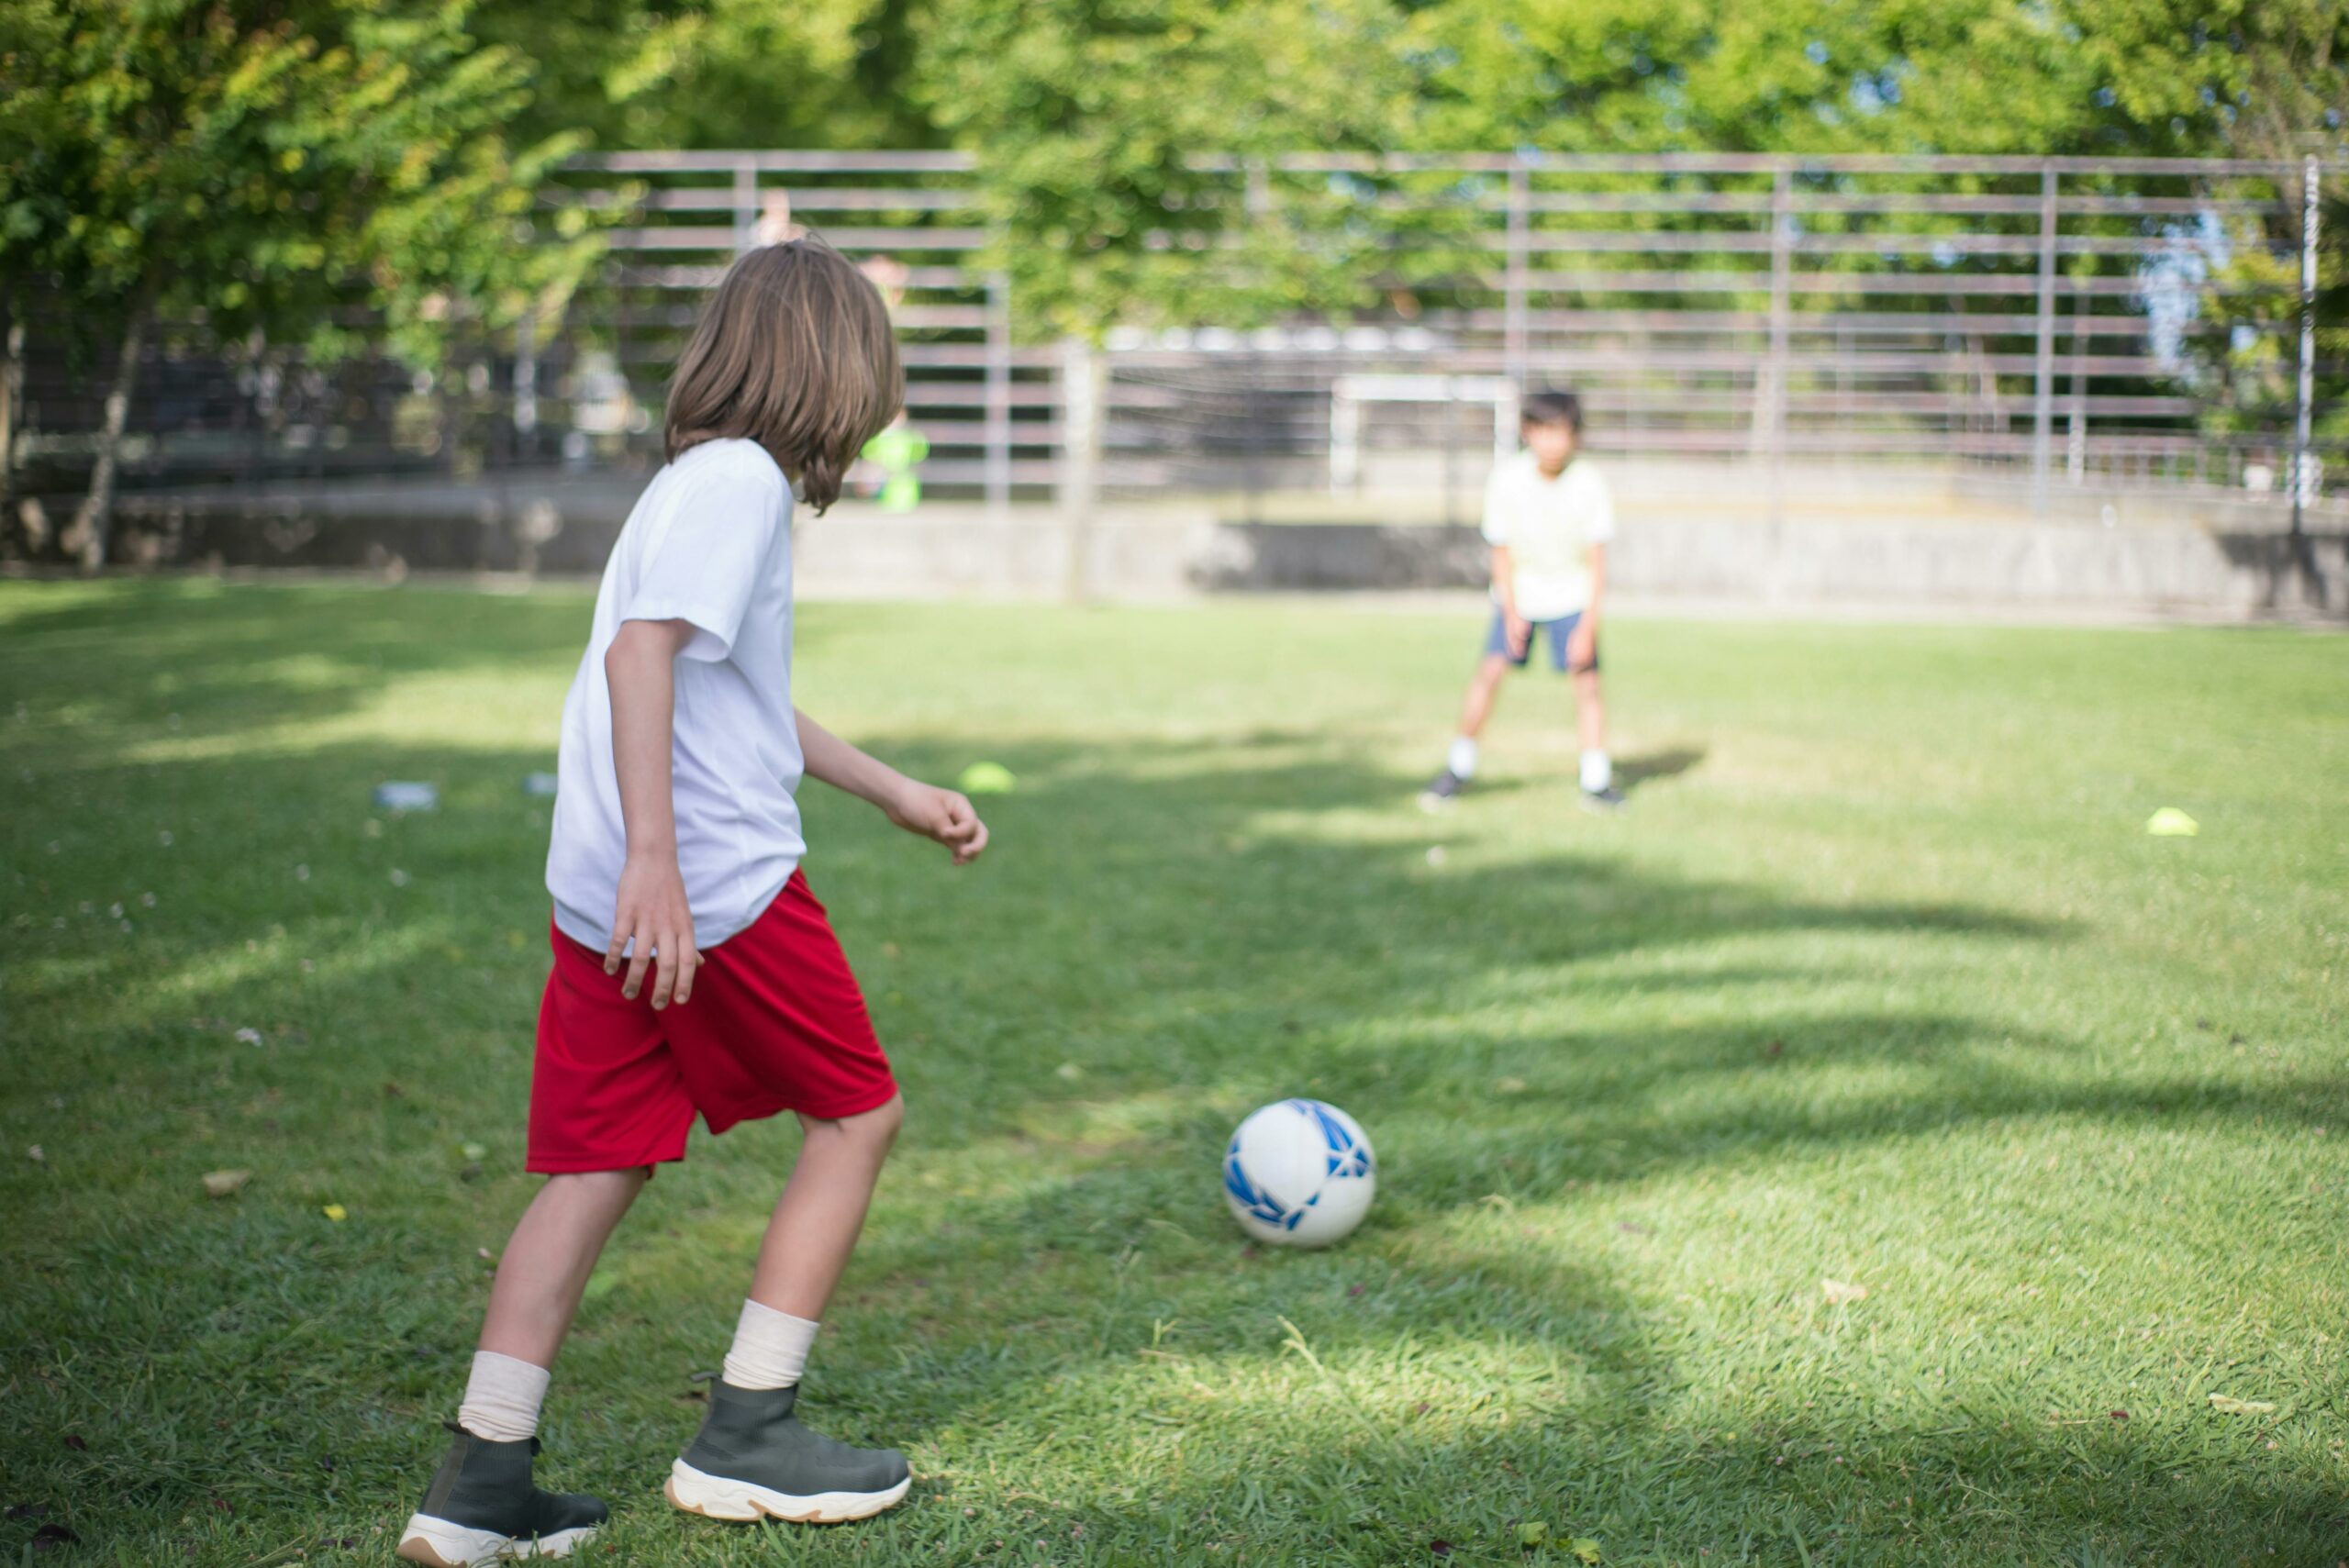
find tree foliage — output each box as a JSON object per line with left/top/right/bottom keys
{"left": 1, "top": 1, "right": 608, "bottom": 361}
{"left": 0, "top": 0, "right": 615, "bottom": 559}
{"left": 911, "top": 0, "right": 1431, "bottom": 337}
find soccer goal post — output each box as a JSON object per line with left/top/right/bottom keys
{"left": 1328, "top": 374, "right": 1520, "bottom": 496}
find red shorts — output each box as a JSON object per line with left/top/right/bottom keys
{"left": 528, "top": 870, "right": 897, "bottom": 1173}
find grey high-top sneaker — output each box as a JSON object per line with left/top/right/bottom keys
{"left": 666, "top": 1381, "right": 911, "bottom": 1524}
{"left": 396, "top": 1425, "right": 607, "bottom": 1565}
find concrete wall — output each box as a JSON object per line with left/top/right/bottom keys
{"left": 799, "top": 503, "right": 2348, "bottom": 622}
{"left": 106, "top": 472, "right": 2348, "bottom": 621}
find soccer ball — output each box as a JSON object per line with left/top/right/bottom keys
{"left": 1221, "top": 1099, "right": 1376, "bottom": 1247}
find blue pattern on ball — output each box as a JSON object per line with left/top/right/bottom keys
{"left": 1285, "top": 1097, "right": 1373, "bottom": 1179}
{"left": 1223, "top": 1134, "right": 1294, "bottom": 1229}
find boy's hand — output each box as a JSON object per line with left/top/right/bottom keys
{"left": 1505, "top": 613, "right": 1532, "bottom": 658}
{"left": 607, "top": 853, "right": 701, "bottom": 1008}
{"left": 885, "top": 780, "right": 989, "bottom": 865}
{"left": 1566, "top": 617, "right": 1597, "bottom": 673}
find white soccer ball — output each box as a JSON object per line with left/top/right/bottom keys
{"left": 1221, "top": 1098, "right": 1376, "bottom": 1248}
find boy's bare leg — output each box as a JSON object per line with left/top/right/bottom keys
{"left": 399, "top": 1170, "right": 645, "bottom": 1565}
{"left": 1454, "top": 653, "right": 1512, "bottom": 740}
{"left": 1572, "top": 667, "right": 1620, "bottom": 801}
{"left": 662, "top": 1095, "right": 911, "bottom": 1526}
{"left": 1574, "top": 668, "right": 1606, "bottom": 756}
{"left": 748, "top": 1093, "right": 905, "bottom": 1318}
{"left": 1426, "top": 654, "right": 1513, "bottom": 800}
{"left": 479, "top": 1168, "right": 649, "bottom": 1368}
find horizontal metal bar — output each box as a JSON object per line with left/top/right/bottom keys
{"left": 611, "top": 263, "right": 980, "bottom": 291}
{"left": 1230, "top": 151, "right": 2331, "bottom": 177}
{"left": 1506, "top": 191, "right": 2282, "bottom": 219}
{"left": 889, "top": 385, "right": 1065, "bottom": 409}
{"left": 1494, "top": 229, "right": 2253, "bottom": 260}
{"left": 594, "top": 304, "right": 990, "bottom": 330}
{"left": 1096, "top": 341, "right": 2186, "bottom": 377}
{"left": 555, "top": 187, "right": 978, "bottom": 215}
{"left": 1442, "top": 307, "right": 2157, "bottom": 337}
{"left": 861, "top": 418, "right": 1064, "bottom": 443}
{"left": 608, "top": 225, "right": 989, "bottom": 251}
{"left": 1517, "top": 191, "right": 1775, "bottom": 215}
{"left": 609, "top": 342, "right": 1062, "bottom": 372}
{"left": 892, "top": 458, "right": 1063, "bottom": 483}
{"left": 1235, "top": 388, "right": 2200, "bottom": 419}
{"left": 577, "top": 150, "right": 2337, "bottom": 183}
{"left": 583, "top": 150, "right": 977, "bottom": 174}
{"left": 1513, "top": 268, "right": 2285, "bottom": 298}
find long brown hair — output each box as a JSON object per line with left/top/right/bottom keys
{"left": 663, "top": 239, "right": 903, "bottom": 513}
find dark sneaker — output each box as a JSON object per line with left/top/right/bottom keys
{"left": 1419, "top": 769, "right": 1466, "bottom": 810}
{"left": 1579, "top": 785, "right": 1626, "bottom": 813}
{"left": 397, "top": 1425, "right": 607, "bottom": 1566}
{"left": 667, "top": 1381, "right": 911, "bottom": 1524}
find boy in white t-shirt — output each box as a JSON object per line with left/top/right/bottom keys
{"left": 1420, "top": 390, "right": 1624, "bottom": 811}
{"left": 398, "top": 240, "right": 986, "bottom": 1566}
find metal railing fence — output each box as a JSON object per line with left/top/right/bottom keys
{"left": 4, "top": 150, "right": 2338, "bottom": 531}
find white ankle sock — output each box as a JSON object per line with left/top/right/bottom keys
{"left": 722, "top": 1299, "right": 820, "bottom": 1391}
{"left": 457, "top": 1350, "right": 550, "bottom": 1443}
{"left": 1580, "top": 750, "right": 1612, "bottom": 793}
{"left": 1447, "top": 737, "right": 1479, "bottom": 779}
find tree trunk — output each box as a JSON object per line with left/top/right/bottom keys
{"left": 0, "top": 295, "right": 21, "bottom": 527}
{"left": 74, "top": 288, "right": 153, "bottom": 573}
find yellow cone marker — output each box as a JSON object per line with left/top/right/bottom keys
{"left": 957, "top": 762, "right": 1017, "bottom": 795}
{"left": 2145, "top": 807, "right": 2199, "bottom": 837}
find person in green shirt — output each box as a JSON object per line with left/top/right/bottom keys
{"left": 861, "top": 413, "right": 929, "bottom": 512}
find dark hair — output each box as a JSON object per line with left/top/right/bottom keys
{"left": 664, "top": 239, "right": 904, "bottom": 513}
{"left": 1520, "top": 389, "right": 1583, "bottom": 431}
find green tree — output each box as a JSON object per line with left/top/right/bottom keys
{"left": 468, "top": 0, "right": 937, "bottom": 154}
{"left": 1406, "top": 0, "right": 2345, "bottom": 161}
{"left": 2065, "top": 0, "right": 2347, "bottom": 165}
{"left": 1407, "top": 0, "right": 2177, "bottom": 157}
{"left": 0, "top": 0, "right": 606, "bottom": 568}
{"left": 913, "top": 0, "right": 1429, "bottom": 339}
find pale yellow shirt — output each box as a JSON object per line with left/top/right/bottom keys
{"left": 1481, "top": 451, "right": 1617, "bottom": 621}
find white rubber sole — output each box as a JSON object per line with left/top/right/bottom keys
{"left": 664, "top": 1458, "right": 911, "bottom": 1523}
{"left": 395, "top": 1514, "right": 596, "bottom": 1566}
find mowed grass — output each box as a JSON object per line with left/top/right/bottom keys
{"left": 2, "top": 578, "right": 2345, "bottom": 1568}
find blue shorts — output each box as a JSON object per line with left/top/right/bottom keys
{"left": 1485, "top": 609, "right": 1598, "bottom": 673}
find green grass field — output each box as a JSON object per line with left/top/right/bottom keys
{"left": 3, "top": 579, "right": 2344, "bottom": 1567}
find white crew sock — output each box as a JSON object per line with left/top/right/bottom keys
{"left": 1580, "top": 750, "right": 1613, "bottom": 794}
{"left": 722, "top": 1299, "right": 820, "bottom": 1391}
{"left": 1447, "top": 736, "right": 1480, "bottom": 780}
{"left": 457, "top": 1350, "right": 550, "bottom": 1443}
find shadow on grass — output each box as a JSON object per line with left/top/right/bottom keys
{"left": 1617, "top": 743, "right": 1707, "bottom": 793}
{"left": 4, "top": 579, "right": 601, "bottom": 751}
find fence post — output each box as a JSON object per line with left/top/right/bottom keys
{"left": 2032, "top": 161, "right": 2059, "bottom": 515}
{"left": 2293, "top": 154, "right": 2320, "bottom": 539}
{"left": 1505, "top": 160, "right": 1530, "bottom": 391}
{"left": 2067, "top": 326, "right": 2087, "bottom": 486}
{"left": 1329, "top": 384, "right": 1359, "bottom": 495}
{"left": 513, "top": 313, "right": 539, "bottom": 465}
{"left": 1764, "top": 161, "right": 1793, "bottom": 524}
{"left": 733, "top": 157, "right": 758, "bottom": 253}
{"left": 985, "top": 270, "right": 1012, "bottom": 518}
{"left": 0, "top": 306, "right": 19, "bottom": 511}
{"left": 1058, "top": 336, "right": 1101, "bottom": 602}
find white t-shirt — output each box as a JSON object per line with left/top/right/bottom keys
{"left": 546, "top": 439, "right": 803, "bottom": 952}
{"left": 1481, "top": 451, "right": 1618, "bottom": 621}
